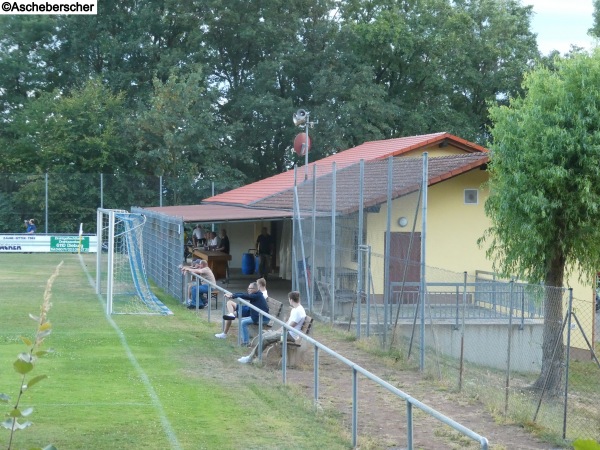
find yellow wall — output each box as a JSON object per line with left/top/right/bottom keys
{"left": 427, "top": 168, "right": 490, "bottom": 274}
{"left": 403, "top": 144, "right": 467, "bottom": 158}
{"left": 362, "top": 151, "right": 595, "bottom": 350}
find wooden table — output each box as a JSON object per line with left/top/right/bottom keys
{"left": 192, "top": 249, "right": 231, "bottom": 280}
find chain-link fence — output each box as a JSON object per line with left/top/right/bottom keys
{"left": 394, "top": 267, "right": 600, "bottom": 441}
{"left": 117, "top": 151, "right": 597, "bottom": 443}
{"left": 132, "top": 207, "right": 185, "bottom": 302}
{"left": 289, "top": 154, "right": 600, "bottom": 442}
{"left": 0, "top": 172, "right": 239, "bottom": 234}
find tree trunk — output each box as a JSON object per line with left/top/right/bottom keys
{"left": 532, "top": 252, "right": 566, "bottom": 395}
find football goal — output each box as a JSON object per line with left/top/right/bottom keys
{"left": 96, "top": 208, "right": 173, "bottom": 315}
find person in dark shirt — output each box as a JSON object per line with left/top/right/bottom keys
{"left": 216, "top": 229, "right": 229, "bottom": 254}
{"left": 255, "top": 227, "right": 273, "bottom": 279}
{"left": 214, "top": 282, "right": 269, "bottom": 345}
{"left": 216, "top": 228, "right": 230, "bottom": 282}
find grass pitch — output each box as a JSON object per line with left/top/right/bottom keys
{"left": 0, "top": 253, "right": 348, "bottom": 449}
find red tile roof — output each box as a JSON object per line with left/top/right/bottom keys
{"left": 205, "top": 132, "right": 487, "bottom": 207}
{"left": 142, "top": 133, "right": 489, "bottom": 223}
{"left": 253, "top": 153, "right": 489, "bottom": 214}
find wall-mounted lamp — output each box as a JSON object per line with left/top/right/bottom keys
{"left": 397, "top": 217, "right": 408, "bottom": 228}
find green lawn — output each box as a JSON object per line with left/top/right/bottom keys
{"left": 0, "top": 253, "right": 349, "bottom": 449}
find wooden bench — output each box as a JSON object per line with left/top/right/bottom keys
{"left": 248, "top": 297, "right": 283, "bottom": 337}
{"left": 264, "top": 315, "right": 314, "bottom": 368}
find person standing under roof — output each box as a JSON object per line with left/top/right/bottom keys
{"left": 215, "top": 229, "right": 230, "bottom": 283}
{"left": 256, "top": 227, "right": 274, "bottom": 279}
{"left": 192, "top": 224, "right": 205, "bottom": 248}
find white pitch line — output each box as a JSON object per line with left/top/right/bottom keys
{"left": 78, "top": 255, "right": 181, "bottom": 450}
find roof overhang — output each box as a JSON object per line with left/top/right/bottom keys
{"left": 141, "top": 204, "right": 293, "bottom": 223}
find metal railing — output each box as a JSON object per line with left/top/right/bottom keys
{"left": 182, "top": 272, "right": 489, "bottom": 449}
{"left": 389, "top": 281, "right": 545, "bottom": 327}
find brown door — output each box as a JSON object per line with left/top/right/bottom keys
{"left": 386, "top": 232, "right": 421, "bottom": 303}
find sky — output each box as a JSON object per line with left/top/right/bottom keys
{"left": 526, "top": 0, "right": 597, "bottom": 55}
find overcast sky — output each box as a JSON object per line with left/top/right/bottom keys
{"left": 525, "top": 0, "right": 596, "bottom": 54}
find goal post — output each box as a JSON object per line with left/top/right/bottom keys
{"left": 96, "top": 208, "right": 173, "bottom": 315}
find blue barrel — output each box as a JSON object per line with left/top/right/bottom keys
{"left": 242, "top": 253, "right": 255, "bottom": 275}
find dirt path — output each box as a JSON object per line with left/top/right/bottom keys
{"left": 280, "top": 333, "right": 556, "bottom": 450}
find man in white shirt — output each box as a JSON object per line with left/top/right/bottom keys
{"left": 238, "top": 291, "right": 306, "bottom": 364}
{"left": 192, "top": 224, "right": 204, "bottom": 248}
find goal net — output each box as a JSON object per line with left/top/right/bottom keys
{"left": 96, "top": 208, "right": 173, "bottom": 315}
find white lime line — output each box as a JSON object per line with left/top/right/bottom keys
{"left": 36, "top": 402, "right": 153, "bottom": 406}
{"left": 78, "top": 255, "right": 181, "bottom": 450}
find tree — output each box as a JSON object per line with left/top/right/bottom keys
{"left": 484, "top": 50, "right": 600, "bottom": 392}
{"left": 339, "top": 0, "right": 539, "bottom": 143}
{"left": 0, "top": 16, "right": 58, "bottom": 120}
{"left": 49, "top": 0, "right": 207, "bottom": 106}
{"left": 591, "top": 0, "right": 600, "bottom": 38}
{"left": 199, "top": 0, "right": 337, "bottom": 178}
{"left": 3, "top": 79, "right": 134, "bottom": 232}
{"left": 132, "top": 68, "right": 244, "bottom": 204}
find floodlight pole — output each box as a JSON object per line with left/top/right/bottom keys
{"left": 293, "top": 109, "right": 317, "bottom": 180}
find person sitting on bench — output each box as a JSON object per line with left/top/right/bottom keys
{"left": 257, "top": 277, "right": 268, "bottom": 299}
{"left": 238, "top": 290, "right": 306, "bottom": 364}
{"left": 181, "top": 260, "right": 216, "bottom": 309}
{"left": 215, "top": 282, "right": 269, "bottom": 345}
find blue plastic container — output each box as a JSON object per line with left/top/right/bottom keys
{"left": 241, "top": 253, "right": 255, "bottom": 275}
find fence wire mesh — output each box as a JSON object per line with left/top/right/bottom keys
{"left": 131, "top": 207, "right": 185, "bottom": 303}
{"left": 117, "top": 152, "right": 598, "bottom": 443}
{"left": 291, "top": 155, "right": 600, "bottom": 443}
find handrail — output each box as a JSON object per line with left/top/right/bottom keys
{"left": 182, "top": 274, "right": 489, "bottom": 449}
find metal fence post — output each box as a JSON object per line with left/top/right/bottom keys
{"left": 419, "top": 153, "right": 428, "bottom": 371}
{"left": 314, "top": 346, "right": 319, "bottom": 405}
{"left": 367, "top": 245, "right": 372, "bottom": 337}
{"left": 310, "top": 164, "right": 317, "bottom": 312}
{"left": 159, "top": 175, "right": 163, "bottom": 207}
{"left": 292, "top": 166, "right": 298, "bottom": 292}
{"left": 45, "top": 172, "right": 48, "bottom": 233}
{"left": 294, "top": 185, "right": 311, "bottom": 307}
{"left": 504, "top": 279, "right": 514, "bottom": 417}
{"left": 459, "top": 271, "right": 467, "bottom": 391}
{"left": 562, "top": 288, "right": 573, "bottom": 439}
{"left": 357, "top": 159, "right": 365, "bottom": 338}
{"left": 282, "top": 329, "right": 288, "bottom": 384}
{"left": 407, "top": 400, "right": 413, "bottom": 449}
{"left": 384, "top": 157, "right": 393, "bottom": 347}
{"left": 352, "top": 367, "right": 358, "bottom": 448}
{"left": 330, "top": 162, "right": 337, "bottom": 324}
